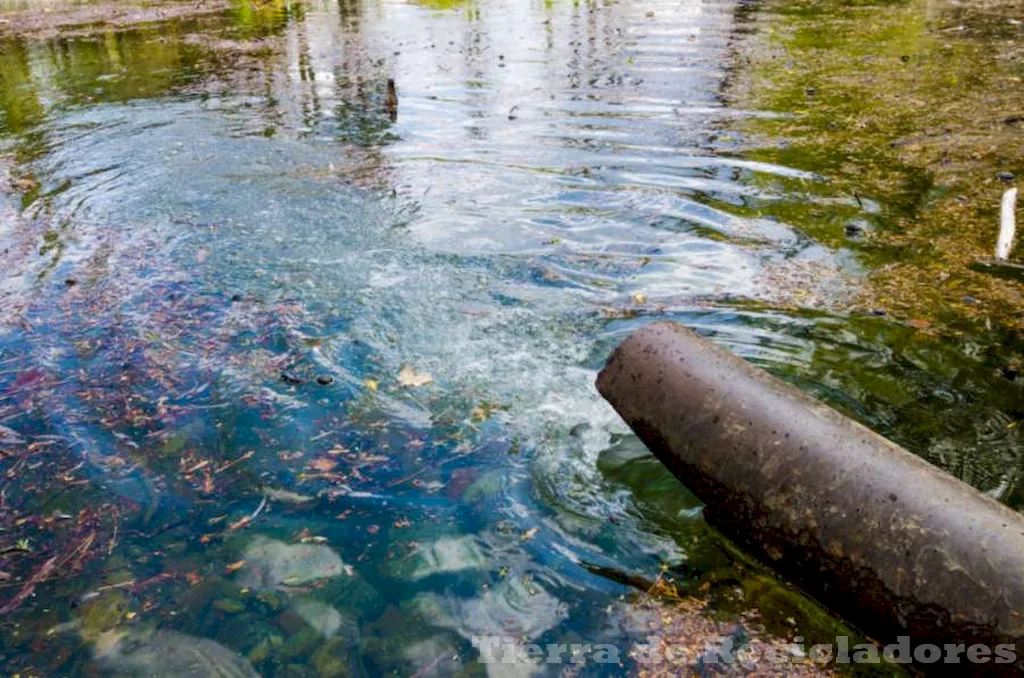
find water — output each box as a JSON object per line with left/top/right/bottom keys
{"left": 1, "top": 0, "right": 1022, "bottom": 676}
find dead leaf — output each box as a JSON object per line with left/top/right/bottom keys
{"left": 521, "top": 527, "right": 540, "bottom": 541}
{"left": 225, "top": 560, "right": 246, "bottom": 572}
{"left": 398, "top": 364, "right": 433, "bottom": 388}
{"left": 308, "top": 457, "right": 338, "bottom": 473}
{"left": 365, "top": 378, "right": 379, "bottom": 391}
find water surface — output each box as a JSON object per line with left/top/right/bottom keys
{"left": 1, "top": 0, "right": 1021, "bottom": 675}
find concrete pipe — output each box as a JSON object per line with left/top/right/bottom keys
{"left": 596, "top": 321, "right": 1024, "bottom": 675}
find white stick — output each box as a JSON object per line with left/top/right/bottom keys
{"left": 996, "top": 187, "right": 1018, "bottom": 260}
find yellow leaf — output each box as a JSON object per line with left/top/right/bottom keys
{"left": 398, "top": 364, "right": 433, "bottom": 388}
{"left": 365, "top": 378, "right": 378, "bottom": 391}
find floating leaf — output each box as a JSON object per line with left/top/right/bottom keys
{"left": 398, "top": 364, "right": 433, "bottom": 387}
{"left": 365, "top": 378, "right": 379, "bottom": 391}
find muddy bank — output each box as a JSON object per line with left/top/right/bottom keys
{"left": 628, "top": 580, "right": 837, "bottom": 677}
{"left": 730, "top": 0, "right": 1024, "bottom": 329}
{"left": 0, "top": 0, "right": 232, "bottom": 39}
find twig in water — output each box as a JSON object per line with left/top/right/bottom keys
{"left": 214, "top": 450, "right": 254, "bottom": 475}
{"left": 0, "top": 556, "right": 57, "bottom": 614}
{"left": 228, "top": 495, "right": 268, "bottom": 530}
{"left": 388, "top": 465, "right": 429, "bottom": 488}
{"left": 996, "top": 187, "right": 1019, "bottom": 260}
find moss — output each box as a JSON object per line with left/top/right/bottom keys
{"left": 731, "top": 0, "right": 1024, "bottom": 329}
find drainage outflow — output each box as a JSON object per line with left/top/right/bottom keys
{"left": 597, "top": 321, "right": 1024, "bottom": 676}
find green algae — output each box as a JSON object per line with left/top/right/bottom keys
{"left": 731, "top": 0, "right": 1024, "bottom": 327}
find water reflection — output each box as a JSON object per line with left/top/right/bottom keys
{"left": 0, "top": 0, "right": 1019, "bottom": 676}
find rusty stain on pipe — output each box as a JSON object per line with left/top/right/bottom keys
{"left": 596, "top": 321, "right": 1024, "bottom": 675}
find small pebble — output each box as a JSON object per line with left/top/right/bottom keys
{"left": 281, "top": 372, "right": 303, "bottom": 385}
{"left": 64, "top": 278, "right": 77, "bottom": 286}
{"left": 805, "top": 86, "right": 817, "bottom": 96}
{"left": 213, "top": 598, "right": 246, "bottom": 615}
{"left": 962, "top": 295, "right": 978, "bottom": 305}
{"left": 844, "top": 223, "right": 863, "bottom": 237}
{"left": 998, "top": 171, "right": 1016, "bottom": 183}
{"left": 316, "top": 375, "right": 334, "bottom": 386}
{"left": 870, "top": 308, "right": 887, "bottom": 316}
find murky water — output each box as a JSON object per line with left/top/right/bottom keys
{"left": 1, "top": 0, "right": 1022, "bottom": 676}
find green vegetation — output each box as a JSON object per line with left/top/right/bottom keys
{"left": 733, "top": 0, "right": 1024, "bottom": 327}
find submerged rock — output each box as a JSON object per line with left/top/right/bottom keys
{"left": 414, "top": 577, "right": 567, "bottom": 641}
{"left": 402, "top": 636, "right": 465, "bottom": 677}
{"left": 237, "top": 535, "right": 345, "bottom": 590}
{"left": 459, "top": 470, "right": 507, "bottom": 504}
{"left": 275, "top": 600, "right": 363, "bottom": 676}
{"left": 213, "top": 598, "right": 247, "bottom": 615}
{"left": 389, "top": 536, "right": 487, "bottom": 581}
{"left": 91, "top": 628, "right": 259, "bottom": 677}
{"left": 77, "top": 590, "right": 132, "bottom": 638}
{"left": 291, "top": 598, "right": 356, "bottom": 639}
{"left": 312, "top": 636, "right": 363, "bottom": 678}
